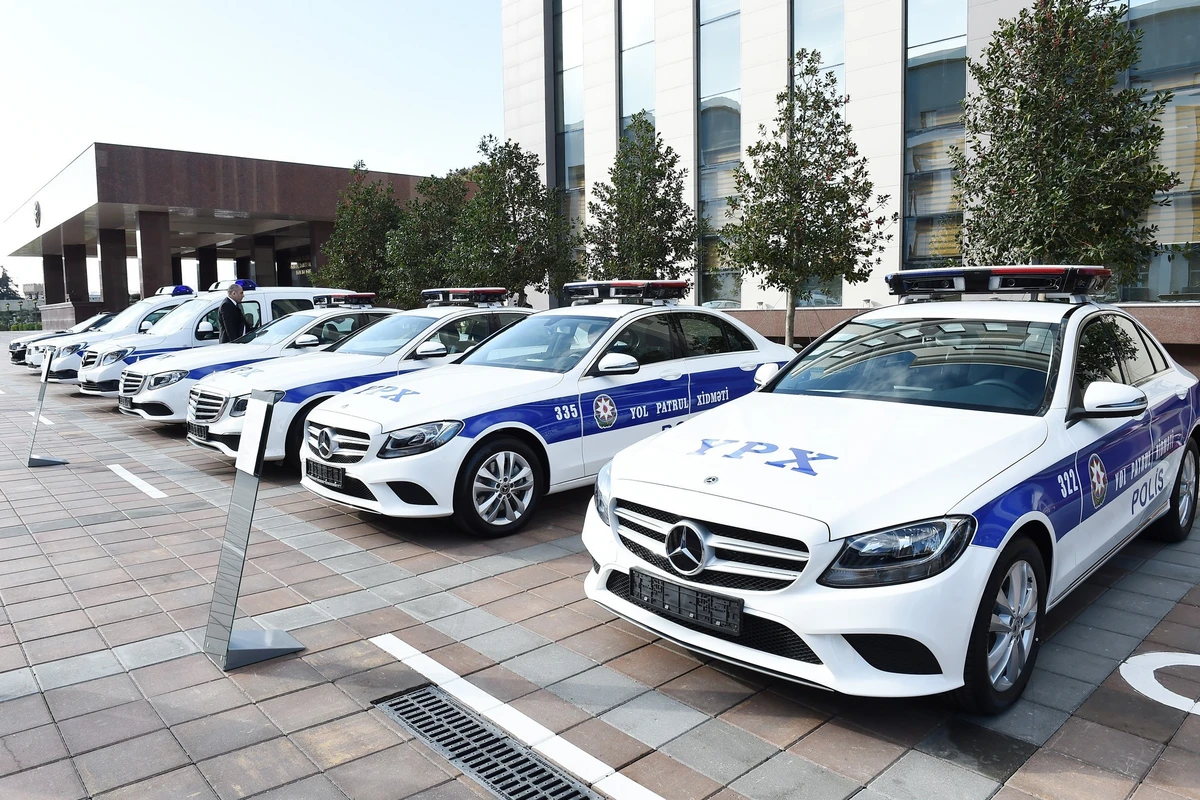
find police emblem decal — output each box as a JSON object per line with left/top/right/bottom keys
{"left": 1088, "top": 453, "right": 1108, "bottom": 509}
{"left": 594, "top": 394, "right": 618, "bottom": 429}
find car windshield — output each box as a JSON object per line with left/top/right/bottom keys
{"left": 99, "top": 300, "right": 158, "bottom": 332}
{"left": 144, "top": 298, "right": 210, "bottom": 335}
{"left": 768, "top": 318, "right": 1060, "bottom": 415}
{"left": 461, "top": 313, "right": 617, "bottom": 373}
{"left": 234, "top": 313, "right": 311, "bottom": 345}
{"left": 327, "top": 314, "right": 437, "bottom": 356}
{"left": 70, "top": 313, "right": 109, "bottom": 333}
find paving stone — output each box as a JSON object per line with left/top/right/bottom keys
{"left": 719, "top": 690, "right": 828, "bottom": 749}
{"left": 661, "top": 717, "right": 779, "bottom": 784}
{"left": 371, "top": 577, "right": 439, "bottom": 604}
{"left": 326, "top": 743, "right": 453, "bottom": 800}
{"left": 259, "top": 682, "right": 363, "bottom": 733}
{"left": 1035, "top": 642, "right": 1121, "bottom": 685}
{"left": 248, "top": 774, "right": 348, "bottom": 800}
{"left": 303, "top": 640, "right": 396, "bottom": 681}
{"left": 1021, "top": 667, "right": 1098, "bottom": 713}
{"left": 0, "top": 693, "right": 52, "bottom": 737}
{"left": 75, "top": 729, "right": 191, "bottom": 796}
{"left": 174, "top": 704, "right": 282, "bottom": 761}
{"left": 1094, "top": 588, "right": 1178, "bottom": 619}
{"left": 429, "top": 608, "right": 509, "bottom": 640}
{"left": 560, "top": 717, "right": 652, "bottom": 770}
{"left": 1115, "top": 573, "right": 1195, "bottom": 602}
{"left": 728, "top": 751, "right": 858, "bottom": 800}
{"left": 509, "top": 689, "right": 593, "bottom": 734}
{"left": 621, "top": 750, "right": 724, "bottom": 800}
{"left": 130, "top": 652, "right": 223, "bottom": 697}
{"left": 334, "top": 661, "right": 427, "bottom": 708}
{"left": 504, "top": 644, "right": 595, "bottom": 686}
{"left": 1052, "top": 622, "right": 1143, "bottom": 660}
{"left": 291, "top": 712, "right": 404, "bottom": 769}
{"left": 95, "top": 765, "right": 218, "bottom": 800}
{"left": 112, "top": 631, "right": 200, "bottom": 670}
{"left": 607, "top": 643, "right": 702, "bottom": 688}
{"left": 0, "top": 666, "right": 38, "bottom": 700}
{"left": 398, "top": 592, "right": 475, "bottom": 622}
{"left": 58, "top": 699, "right": 165, "bottom": 754}
{"left": 963, "top": 697, "right": 1070, "bottom": 746}
{"left": 464, "top": 625, "right": 550, "bottom": 662}
{"left": 1008, "top": 749, "right": 1139, "bottom": 800}
{"left": 33, "top": 649, "right": 123, "bottom": 691}
{"left": 346, "top": 564, "right": 411, "bottom": 588}
{"left": 0, "top": 723, "right": 68, "bottom": 777}
{"left": 100, "top": 613, "right": 181, "bottom": 648}
{"left": 869, "top": 749, "right": 1000, "bottom": 800}
{"left": 198, "top": 736, "right": 319, "bottom": 800}
{"left": 916, "top": 718, "right": 1038, "bottom": 782}
{"left": 150, "top": 679, "right": 250, "bottom": 726}
{"left": 1046, "top": 717, "right": 1163, "bottom": 780}
{"left": 314, "top": 589, "right": 389, "bottom": 620}
{"left": 1074, "top": 685, "right": 1190, "bottom": 744}
{"left": 547, "top": 664, "right": 646, "bottom": 715}
{"left": 0, "top": 759, "right": 87, "bottom": 800}
{"left": 254, "top": 604, "right": 334, "bottom": 631}
{"left": 660, "top": 664, "right": 758, "bottom": 716}
{"left": 601, "top": 689, "right": 709, "bottom": 748}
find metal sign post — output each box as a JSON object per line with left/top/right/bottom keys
{"left": 202, "top": 389, "right": 303, "bottom": 669}
{"left": 28, "top": 350, "right": 68, "bottom": 468}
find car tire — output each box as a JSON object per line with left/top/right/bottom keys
{"left": 284, "top": 401, "right": 321, "bottom": 468}
{"left": 453, "top": 436, "right": 544, "bottom": 538}
{"left": 1147, "top": 438, "right": 1199, "bottom": 544}
{"left": 955, "top": 534, "right": 1046, "bottom": 715}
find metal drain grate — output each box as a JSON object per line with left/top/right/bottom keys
{"left": 376, "top": 686, "right": 600, "bottom": 800}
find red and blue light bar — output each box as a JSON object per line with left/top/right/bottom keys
{"left": 421, "top": 287, "right": 508, "bottom": 306}
{"left": 564, "top": 279, "right": 689, "bottom": 302}
{"left": 314, "top": 293, "right": 376, "bottom": 307}
{"left": 885, "top": 266, "right": 1112, "bottom": 298}
{"left": 154, "top": 285, "right": 195, "bottom": 296}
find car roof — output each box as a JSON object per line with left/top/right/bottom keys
{"left": 292, "top": 306, "right": 397, "bottom": 320}
{"left": 856, "top": 300, "right": 1082, "bottom": 324}
{"left": 398, "top": 305, "right": 531, "bottom": 320}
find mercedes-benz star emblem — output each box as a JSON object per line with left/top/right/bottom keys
{"left": 665, "top": 521, "right": 709, "bottom": 577}
{"left": 316, "top": 427, "right": 339, "bottom": 460}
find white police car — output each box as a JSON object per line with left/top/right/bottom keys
{"left": 583, "top": 266, "right": 1200, "bottom": 713}
{"left": 12, "top": 312, "right": 115, "bottom": 367}
{"left": 185, "top": 288, "right": 531, "bottom": 465}
{"left": 116, "top": 294, "right": 395, "bottom": 423}
{"left": 77, "top": 280, "right": 344, "bottom": 397}
{"left": 31, "top": 287, "right": 195, "bottom": 380}
{"left": 300, "top": 280, "right": 796, "bottom": 537}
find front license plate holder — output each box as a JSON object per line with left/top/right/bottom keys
{"left": 629, "top": 569, "right": 743, "bottom": 635}
{"left": 118, "top": 395, "right": 133, "bottom": 409}
{"left": 306, "top": 460, "right": 345, "bottom": 490}
{"left": 187, "top": 422, "right": 208, "bottom": 441}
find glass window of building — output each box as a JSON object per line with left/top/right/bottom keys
{"left": 793, "top": 0, "right": 845, "bottom": 89}
{"left": 554, "top": 0, "right": 586, "bottom": 227}
{"left": 1124, "top": 0, "right": 1199, "bottom": 302}
{"left": 620, "top": 1, "right": 655, "bottom": 133}
{"left": 904, "top": 0, "right": 966, "bottom": 271}
{"left": 698, "top": 0, "right": 742, "bottom": 307}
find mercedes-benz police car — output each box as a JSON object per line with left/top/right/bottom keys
{"left": 186, "top": 288, "right": 532, "bottom": 465}
{"left": 29, "top": 287, "right": 195, "bottom": 380}
{"left": 76, "top": 280, "right": 344, "bottom": 397}
{"left": 582, "top": 266, "right": 1200, "bottom": 714}
{"left": 11, "top": 312, "right": 114, "bottom": 367}
{"left": 300, "top": 280, "right": 797, "bottom": 538}
{"left": 116, "top": 294, "right": 395, "bottom": 423}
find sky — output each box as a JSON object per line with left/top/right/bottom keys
{"left": 0, "top": 0, "right": 504, "bottom": 289}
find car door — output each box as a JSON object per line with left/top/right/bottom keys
{"left": 579, "top": 311, "right": 690, "bottom": 475}
{"left": 1063, "top": 314, "right": 1156, "bottom": 586}
{"left": 407, "top": 312, "right": 494, "bottom": 367}
{"left": 674, "top": 311, "right": 764, "bottom": 415}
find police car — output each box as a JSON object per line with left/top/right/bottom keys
{"left": 299, "top": 280, "right": 796, "bottom": 537}
{"left": 116, "top": 294, "right": 395, "bottom": 423}
{"left": 582, "top": 266, "right": 1200, "bottom": 713}
{"left": 11, "top": 311, "right": 114, "bottom": 367}
{"left": 185, "top": 288, "right": 531, "bottom": 465}
{"left": 29, "top": 287, "right": 195, "bottom": 380}
{"left": 76, "top": 280, "right": 345, "bottom": 397}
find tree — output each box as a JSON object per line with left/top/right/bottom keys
{"left": 383, "top": 171, "right": 471, "bottom": 309}
{"left": 951, "top": 0, "right": 1179, "bottom": 284}
{"left": 0, "top": 267, "right": 22, "bottom": 300}
{"left": 316, "top": 161, "right": 404, "bottom": 298}
{"left": 720, "top": 50, "right": 896, "bottom": 347}
{"left": 454, "top": 136, "right": 576, "bottom": 304}
{"left": 582, "top": 111, "right": 703, "bottom": 282}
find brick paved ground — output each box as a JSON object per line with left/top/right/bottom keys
{"left": 0, "top": 333, "right": 1198, "bottom": 800}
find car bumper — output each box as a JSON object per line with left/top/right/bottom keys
{"left": 186, "top": 399, "right": 299, "bottom": 462}
{"left": 581, "top": 484, "right": 993, "bottom": 698}
{"left": 78, "top": 364, "right": 125, "bottom": 396}
{"left": 46, "top": 353, "right": 83, "bottom": 382}
{"left": 120, "top": 381, "right": 191, "bottom": 423}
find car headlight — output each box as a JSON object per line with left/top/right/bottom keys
{"left": 58, "top": 343, "right": 86, "bottom": 356}
{"left": 148, "top": 370, "right": 189, "bottom": 389}
{"left": 378, "top": 421, "right": 463, "bottom": 459}
{"left": 818, "top": 516, "right": 975, "bottom": 588}
{"left": 594, "top": 460, "right": 613, "bottom": 525}
{"left": 101, "top": 348, "right": 133, "bottom": 366}
{"left": 229, "top": 390, "right": 284, "bottom": 417}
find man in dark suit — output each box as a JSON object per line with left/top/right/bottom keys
{"left": 218, "top": 283, "right": 247, "bottom": 343}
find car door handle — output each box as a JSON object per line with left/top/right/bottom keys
{"left": 1177, "top": 388, "right": 1188, "bottom": 400}
{"left": 740, "top": 362, "right": 757, "bottom": 371}
{"left": 662, "top": 371, "right": 683, "bottom": 381}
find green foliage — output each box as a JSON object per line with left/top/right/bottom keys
{"left": 316, "top": 161, "right": 404, "bottom": 299}
{"left": 720, "top": 50, "right": 896, "bottom": 346}
{"left": 582, "top": 112, "right": 703, "bottom": 282}
{"left": 0, "top": 268, "right": 21, "bottom": 300}
{"left": 951, "top": 0, "right": 1180, "bottom": 284}
{"left": 383, "top": 171, "right": 471, "bottom": 309}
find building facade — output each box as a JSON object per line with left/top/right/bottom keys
{"left": 501, "top": 0, "right": 1198, "bottom": 310}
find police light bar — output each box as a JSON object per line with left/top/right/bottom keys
{"left": 208, "top": 279, "right": 259, "bottom": 292}
{"left": 563, "top": 280, "right": 689, "bottom": 303}
{"left": 314, "top": 293, "right": 376, "bottom": 308}
{"left": 885, "top": 266, "right": 1112, "bottom": 299}
{"left": 421, "top": 287, "right": 508, "bottom": 307}
{"left": 154, "top": 285, "right": 195, "bottom": 296}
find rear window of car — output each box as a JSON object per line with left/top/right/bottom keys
{"left": 768, "top": 318, "right": 1060, "bottom": 415}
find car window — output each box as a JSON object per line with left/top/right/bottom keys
{"left": 1073, "top": 316, "right": 1125, "bottom": 401}
{"left": 196, "top": 306, "right": 221, "bottom": 341}
{"left": 677, "top": 312, "right": 734, "bottom": 356}
{"left": 143, "top": 307, "right": 174, "bottom": 327}
{"left": 240, "top": 301, "right": 261, "bottom": 330}
{"left": 771, "top": 317, "right": 1060, "bottom": 415}
{"left": 462, "top": 313, "right": 618, "bottom": 373}
{"left": 495, "top": 312, "right": 527, "bottom": 330}
{"left": 1109, "top": 315, "right": 1160, "bottom": 383}
{"left": 603, "top": 313, "right": 676, "bottom": 365}
{"left": 272, "top": 298, "right": 313, "bottom": 316}
{"left": 721, "top": 318, "right": 755, "bottom": 352}
{"left": 1138, "top": 326, "right": 1168, "bottom": 374}
{"left": 309, "top": 313, "right": 362, "bottom": 345}
{"left": 427, "top": 314, "right": 492, "bottom": 355}
{"left": 327, "top": 314, "right": 439, "bottom": 356}
{"left": 236, "top": 313, "right": 312, "bottom": 344}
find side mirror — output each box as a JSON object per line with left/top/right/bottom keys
{"left": 196, "top": 320, "right": 216, "bottom": 341}
{"left": 597, "top": 352, "right": 639, "bottom": 375}
{"left": 413, "top": 340, "right": 448, "bottom": 359}
{"left": 139, "top": 320, "right": 153, "bottom": 332}
{"left": 1081, "top": 382, "right": 1148, "bottom": 419}
{"left": 754, "top": 362, "right": 779, "bottom": 387}
{"left": 293, "top": 333, "right": 320, "bottom": 348}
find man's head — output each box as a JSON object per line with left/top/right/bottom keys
{"left": 227, "top": 283, "right": 244, "bottom": 303}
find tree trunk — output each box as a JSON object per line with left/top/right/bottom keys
{"left": 784, "top": 287, "right": 796, "bottom": 349}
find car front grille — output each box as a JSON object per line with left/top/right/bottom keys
{"left": 306, "top": 423, "right": 371, "bottom": 464}
{"left": 81, "top": 350, "right": 99, "bottom": 369}
{"left": 120, "top": 372, "right": 145, "bottom": 396}
{"left": 613, "top": 499, "right": 810, "bottom": 592}
{"left": 604, "top": 570, "right": 821, "bottom": 664}
{"left": 188, "top": 387, "right": 227, "bottom": 423}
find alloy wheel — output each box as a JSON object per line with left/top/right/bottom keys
{"left": 472, "top": 450, "right": 535, "bottom": 526}
{"left": 1178, "top": 448, "right": 1197, "bottom": 529}
{"left": 987, "top": 560, "right": 1039, "bottom": 692}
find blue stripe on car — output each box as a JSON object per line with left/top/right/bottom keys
{"left": 282, "top": 371, "right": 405, "bottom": 405}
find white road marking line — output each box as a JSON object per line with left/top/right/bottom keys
{"left": 370, "top": 633, "right": 665, "bottom": 800}
{"left": 107, "top": 464, "right": 168, "bottom": 499}
{"left": 1120, "top": 651, "right": 1200, "bottom": 714}
{"left": 26, "top": 411, "right": 53, "bottom": 425}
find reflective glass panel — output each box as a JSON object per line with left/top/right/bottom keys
{"left": 905, "top": 45, "right": 967, "bottom": 132}
{"left": 555, "top": 7, "right": 584, "bottom": 71}
{"left": 621, "top": 43, "right": 656, "bottom": 120}
{"left": 556, "top": 67, "right": 584, "bottom": 132}
{"left": 700, "top": 14, "right": 740, "bottom": 98}
{"left": 621, "top": 0, "right": 655, "bottom": 48}
{"left": 699, "top": 241, "right": 742, "bottom": 306}
{"left": 907, "top": 0, "right": 968, "bottom": 49}
{"left": 557, "top": 130, "right": 586, "bottom": 189}
{"left": 794, "top": 0, "right": 844, "bottom": 69}
{"left": 700, "top": 0, "right": 739, "bottom": 24}
{"left": 699, "top": 93, "right": 741, "bottom": 166}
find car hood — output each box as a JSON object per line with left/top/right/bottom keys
{"left": 39, "top": 330, "right": 117, "bottom": 351}
{"left": 14, "top": 330, "right": 73, "bottom": 346}
{"left": 194, "top": 351, "right": 391, "bottom": 397}
{"left": 311, "top": 364, "right": 567, "bottom": 435}
{"left": 612, "top": 392, "right": 1048, "bottom": 539}
{"left": 96, "top": 333, "right": 170, "bottom": 354}
{"left": 131, "top": 343, "right": 278, "bottom": 378}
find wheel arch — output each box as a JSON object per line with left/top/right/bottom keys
{"left": 461, "top": 424, "right": 553, "bottom": 490}
{"left": 993, "top": 513, "right": 1055, "bottom": 592}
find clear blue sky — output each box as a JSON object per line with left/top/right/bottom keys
{"left": 0, "top": 0, "right": 503, "bottom": 287}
